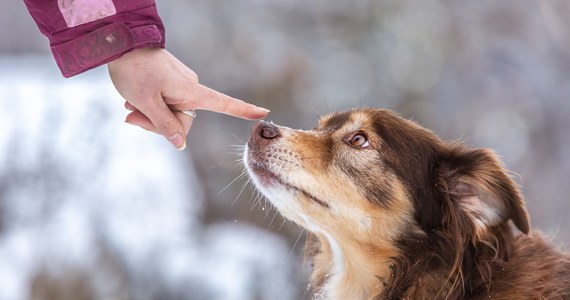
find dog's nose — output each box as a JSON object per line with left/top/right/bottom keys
{"left": 248, "top": 121, "right": 281, "bottom": 148}
{"left": 255, "top": 120, "right": 281, "bottom": 140}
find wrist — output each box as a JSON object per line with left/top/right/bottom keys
{"left": 108, "top": 47, "right": 162, "bottom": 69}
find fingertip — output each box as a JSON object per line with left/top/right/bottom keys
{"left": 125, "top": 111, "right": 146, "bottom": 126}
{"left": 167, "top": 133, "right": 186, "bottom": 150}
{"left": 242, "top": 106, "right": 271, "bottom": 120}
{"left": 125, "top": 111, "right": 160, "bottom": 134}
{"left": 255, "top": 107, "right": 270, "bottom": 115}
{"left": 125, "top": 101, "right": 138, "bottom": 111}
{"left": 124, "top": 114, "right": 139, "bottom": 126}
{"left": 177, "top": 141, "right": 187, "bottom": 151}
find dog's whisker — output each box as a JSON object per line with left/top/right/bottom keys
{"left": 231, "top": 178, "right": 250, "bottom": 208}
{"left": 267, "top": 211, "right": 279, "bottom": 230}
{"left": 228, "top": 146, "right": 246, "bottom": 152}
{"left": 218, "top": 170, "right": 248, "bottom": 195}
{"left": 277, "top": 219, "right": 287, "bottom": 232}
{"left": 286, "top": 229, "right": 305, "bottom": 265}
{"left": 230, "top": 133, "right": 246, "bottom": 144}
{"left": 247, "top": 183, "right": 261, "bottom": 212}
{"left": 250, "top": 191, "right": 263, "bottom": 212}
{"left": 259, "top": 195, "right": 271, "bottom": 217}
{"left": 204, "top": 162, "right": 221, "bottom": 170}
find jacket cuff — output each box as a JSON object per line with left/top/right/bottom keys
{"left": 51, "top": 22, "right": 164, "bottom": 78}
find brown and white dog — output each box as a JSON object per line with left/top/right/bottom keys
{"left": 244, "top": 108, "right": 570, "bottom": 300}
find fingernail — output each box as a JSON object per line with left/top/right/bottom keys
{"left": 168, "top": 133, "right": 185, "bottom": 151}
{"left": 259, "top": 107, "right": 270, "bottom": 113}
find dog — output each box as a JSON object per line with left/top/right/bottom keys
{"left": 244, "top": 108, "right": 570, "bottom": 299}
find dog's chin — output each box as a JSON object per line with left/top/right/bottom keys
{"left": 247, "top": 172, "right": 306, "bottom": 223}
{"left": 244, "top": 148, "right": 317, "bottom": 226}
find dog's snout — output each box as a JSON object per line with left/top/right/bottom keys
{"left": 248, "top": 121, "right": 281, "bottom": 148}
{"left": 258, "top": 121, "right": 280, "bottom": 139}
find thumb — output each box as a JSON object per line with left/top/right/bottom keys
{"left": 137, "top": 98, "right": 187, "bottom": 150}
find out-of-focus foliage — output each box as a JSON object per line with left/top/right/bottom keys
{"left": 0, "top": 1, "right": 569, "bottom": 299}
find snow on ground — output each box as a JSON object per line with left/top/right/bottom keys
{"left": 0, "top": 56, "right": 299, "bottom": 300}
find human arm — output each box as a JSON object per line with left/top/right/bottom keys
{"left": 24, "top": 0, "right": 269, "bottom": 149}
{"left": 24, "top": 0, "right": 165, "bottom": 77}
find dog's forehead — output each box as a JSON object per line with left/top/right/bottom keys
{"left": 317, "top": 110, "right": 376, "bottom": 132}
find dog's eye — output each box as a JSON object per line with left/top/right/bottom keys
{"left": 348, "top": 133, "right": 370, "bottom": 148}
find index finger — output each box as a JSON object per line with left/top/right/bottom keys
{"left": 190, "top": 84, "right": 269, "bottom": 120}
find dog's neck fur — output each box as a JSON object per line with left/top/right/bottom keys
{"left": 308, "top": 232, "right": 398, "bottom": 300}
{"left": 307, "top": 223, "right": 517, "bottom": 300}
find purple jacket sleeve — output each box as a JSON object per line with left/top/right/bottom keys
{"left": 24, "top": 0, "right": 166, "bottom": 77}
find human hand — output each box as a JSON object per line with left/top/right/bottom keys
{"left": 107, "top": 47, "right": 269, "bottom": 150}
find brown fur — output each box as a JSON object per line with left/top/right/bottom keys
{"left": 244, "top": 108, "right": 570, "bottom": 299}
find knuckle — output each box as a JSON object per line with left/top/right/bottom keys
{"left": 155, "top": 118, "right": 179, "bottom": 134}
{"left": 132, "top": 96, "right": 155, "bottom": 110}
{"left": 220, "top": 100, "right": 231, "bottom": 112}
{"left": 187, "top": 71, "right": 199, "bottom": 84}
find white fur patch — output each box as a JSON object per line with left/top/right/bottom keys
{"left": 300, "top": 215, "right": 345, "bottom": 300}
{"left": 321, "top": 232, "right": 344, "bottom": 297}
{"left": 461, "top": 194, "right": 505, "bottom": 232}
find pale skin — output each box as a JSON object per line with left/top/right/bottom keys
{"left": 107, "top": 47, "right": 270, "bottom": 150}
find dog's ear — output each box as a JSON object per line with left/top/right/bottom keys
{"left": 440, "top": 146, "right": 530, "bottom": 235}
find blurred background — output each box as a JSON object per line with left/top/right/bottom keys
{"left": 1, "top": 0, "right": 569, "bottom": 299}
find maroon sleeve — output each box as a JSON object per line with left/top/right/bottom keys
{"left": 23, "top": 0, "right": 166, "bottom": 77}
